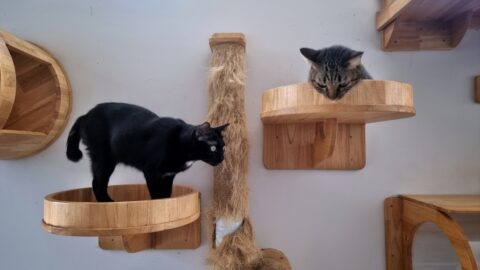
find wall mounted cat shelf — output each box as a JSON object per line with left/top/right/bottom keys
{"left": 42, "top": 185, "right": 201, "bottom": 253}
{"left": 261, "top": 80, "right": 415, "bottom": 170}
{"left": 376, "top": 0, "right": 480, "bottom": 51}
{"left": 0, "top": 29, "right": 71, "bottom": 159}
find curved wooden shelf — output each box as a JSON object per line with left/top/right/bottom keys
{"left": 261, "top": 80, "right": 415, "bottom": 124}
{"left": 0, "top": 29, "right": 71, "bottom": 159}
{"left": 43, "top": 184, "right": 201, "bottom": 253}
{"left": 261, "top": 80, "right": 415, "bottom": 170}
{"left": 376, "top": 0, "right": 480, "bottom": 51}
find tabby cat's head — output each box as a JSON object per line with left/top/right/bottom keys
{"left": 194, "top": 122, "right": 229, "bottom": 166}
{"left": 300, "top": 45, "right": 366, "bottom": 100}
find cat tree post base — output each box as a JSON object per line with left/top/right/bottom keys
{"left": 261, "top": 80, "right": 415, "bottom": 170}
{"left": 42, "top": 184, "right": 201, "bottom": 253}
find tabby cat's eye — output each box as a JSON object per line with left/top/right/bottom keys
{"left": 314, "top": 82, "right": 327, "bottom": 89}
{"left": 339, "top": 83, "right": 349, "bottom": 88}
{"left": 210, "top": 146, "right": 216, "bottom": 152}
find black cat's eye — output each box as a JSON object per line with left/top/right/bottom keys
{"left": 210, "top": 146, "right": 216, "bottom": 152}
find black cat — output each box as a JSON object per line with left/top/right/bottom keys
{"left": 66, "top": 102, "right": 228, "bottom": 202}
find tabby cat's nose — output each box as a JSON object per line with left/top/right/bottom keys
{"left": 327, "top": 87, "right": 336, "bottom": 99}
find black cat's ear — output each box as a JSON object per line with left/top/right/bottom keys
{"left": 300, "top": 47, "right": 318, "bottom": 62}
{"left": 195, "top": 122, "right": 211, "bottom": 141}
{"left": 214, "top": 123, "right": 230, "bottom": 134}
{"left": 347, "top": 51, "right": 363, "bottom": 69}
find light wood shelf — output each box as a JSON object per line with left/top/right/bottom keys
{"left": 42, "top": 184, "right": 201, "bottom": 253}
{"left": 0, "top": 29, "right": 71, "bottom": 159}
{"left": 376, "top": 0, "right": 480, "bottom": 51}
{"left": 385, "top": 195, "right": 480, "bottom": 270}
{"left": 261, "top": 80, "right": 415, "bottom": 170}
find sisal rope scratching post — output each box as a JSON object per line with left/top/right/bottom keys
{"left": 207, "top": 33, "right": 291, "bottom": 270}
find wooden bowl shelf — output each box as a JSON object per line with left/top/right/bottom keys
{"left": 0, "top": 29, "right": 71, "bottom": 159}
{"left": 261, "top": 80, "right": 415, "bottom": 170}
{"left": 42, "top": 184, "right": 201, "bottom": 253}
{"left": 376, "top": 0, "right": 480, "bottom": 51}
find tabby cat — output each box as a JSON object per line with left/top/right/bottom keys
{"left": 300, "top": 45, "right": 372, "bottom": 100}
{"left": 67, "top": 102, "right": 228, "bottom": 202}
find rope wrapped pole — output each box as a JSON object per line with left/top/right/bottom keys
{"left": 207, "top": 33, "right": 291, "bottom": 270}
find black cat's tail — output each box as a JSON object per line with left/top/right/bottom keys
{"left": 66, "top": 115, "right": 84, "bottom": 162}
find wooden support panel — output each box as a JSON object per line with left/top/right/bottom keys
{"left": 263, "top": 122, "right": 365, "bottom": 170}
{"left": 98, "top": 218, "right": 201, "bottom": 253}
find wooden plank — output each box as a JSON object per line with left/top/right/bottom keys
{"left": 402, "top": 200, "right": 478, "bottom": 270}
{"left": 402, "top": 195, "right": 480, "bottom": 214}
{"left": 376, "top": 0, "right": 413, "bottom": 30}
{"left": 0, "top": 38, "right": 16, "bottom": 129}
{"left": 384, "top": 197, "right": 403, "bottom": 270}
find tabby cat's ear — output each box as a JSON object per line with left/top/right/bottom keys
{"left": 214, "top": 123, "right": 230, "bottom": 134}
{"left": 346, "top": 51, "right": 364, "bottom": 69}
{"left": 300, "top": 47, "right": 318, "bottom": 62}
{"left": 195, "top": 122, "right": 211, "bottom": 140}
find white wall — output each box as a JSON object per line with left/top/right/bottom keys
{"left": 0, "top": 1, "right": 479, "bottom": 269}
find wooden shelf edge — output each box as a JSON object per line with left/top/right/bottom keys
{"left": 0, "top": 37, "right": 16, "bottom": 129}
{"left": 261, "top": 80, "right": 415, "bottom": 124}
{"left": 42, "top": 212, "right": 201, "bottom": 237}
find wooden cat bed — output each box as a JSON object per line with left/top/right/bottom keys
{"left": 43, "top": 184, "right": 201, "bottom": 253}
{"left": 385, "top": 195, "right": 480, "bottom": 270}
{"left": 376, "top": 0, "right": 480, "bottom": 51}
{"left": 0, "top": 29, "right": 71, "bottom": 159}
{"left": 261, "top": 80, "right": 415, "bottom": 170}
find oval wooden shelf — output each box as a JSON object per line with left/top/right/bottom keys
{"left": 261, "top": 80, "right": 415, "bottom": 124}
{"left": 43, "top": 184, "right": 200, "bottom": 236}
{"left": 0, "top": 29, "right": 71, "bottom": 159}
{"left": 261, "top": 80, "right": 415, "bottom": 170}
{"left": 42, "top": 184, "right": 201, "bottom": 253}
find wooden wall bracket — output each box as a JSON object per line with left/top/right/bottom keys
{"left": 98, "top": 218, "right": 201, "bottom": 253}
{"left": 385, "top": 195, "right": 480, "bottom": 270}
{"left": 261, "top": 80, "right": 415, "bottom": 170}
{"left": 43, "top": 185, "right": 201, "bottom": 253}
{"left": 376, "top": 0, "right": 480, "bottom": 51}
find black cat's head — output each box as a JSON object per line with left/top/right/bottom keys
{"left": 300, "top": 45, "right": 365, "bottom": 100}
{"left": 194, "top": 122, "right": 229, "bottom": 166}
